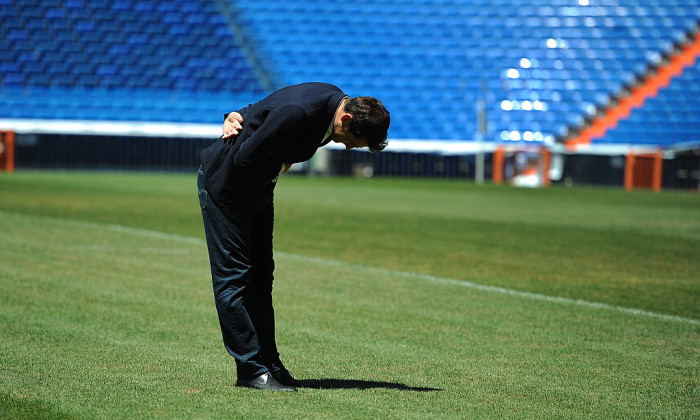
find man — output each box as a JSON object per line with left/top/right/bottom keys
{"left": 197, "top": 82, "right": 390, "bottom": 392}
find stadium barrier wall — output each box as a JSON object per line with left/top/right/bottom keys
{"left": 12, "top": 133, "right": 211, "bottom": 172}
{"left": 7, "top": 132, "right": 699, "bottom": 190}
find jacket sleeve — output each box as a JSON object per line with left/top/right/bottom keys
{"left": 223, "top": 103, "right": 255, "bottom": 121}
{"left": 233, "top": 104, "right": 307, "bottom": 168}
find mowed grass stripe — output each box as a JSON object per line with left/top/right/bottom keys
{"left": 52, "top": 213, "right": 700, "bottom": 325}
{"left": 6, "top": 209, "right": 697, "bottom": 327}
{"left": 277, "top": 252, "right": 700, "bottom": 326}
{"left": 2, "top": 172, "right": 698, "bottom": 320}
{"left": 1, "top": 210, "right": 698, "bottom": 418}
{"left": 0, "top": 210, "right": 698, "bottom": 418}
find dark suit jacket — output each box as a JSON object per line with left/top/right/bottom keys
{"left": 200, "top": 82, "right": 347, "bottom": 221}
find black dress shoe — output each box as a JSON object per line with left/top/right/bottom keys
{"left": 271, "top": 369, "right": 303, "bottom": 388}
{"left": 235, "top": 372, "right": 297, "bottom": 392}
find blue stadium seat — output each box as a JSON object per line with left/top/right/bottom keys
{"left": 0, "top": 0, "right": 267, "bottom": 124}
{"left": 234, "top": 0, "right": 698, "bottom": 141}
{"left": 1, "top": 0, "right": 700, "bottom": 145}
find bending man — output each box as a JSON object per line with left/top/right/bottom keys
{"left": 197, "top": 82, "right": 390, "bottom": 391}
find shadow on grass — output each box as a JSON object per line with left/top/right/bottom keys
{"left": 299, "top": 379, "right": 441, "bottom": 391}
{"left": 1, "top": 393, "right": 77, "bottom": 420}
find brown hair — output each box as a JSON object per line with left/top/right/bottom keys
{"left": 345, "top": 97, "right": 390, "bottom": 153}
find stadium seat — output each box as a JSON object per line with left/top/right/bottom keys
{"left": 1, "top": 0, "right": 700, "bottom": 146}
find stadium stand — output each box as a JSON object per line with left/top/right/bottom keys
{"left": 604, "top": 57, "right": 700, "bottom": 145}
{"left": 230, "top": 0, "right": 700, "bottom": 147}
{"left": 0, "top": 0, "right": 699, "bottom": 164}
{"left": 0, "top": 0, "right": 266, "bottom": 123}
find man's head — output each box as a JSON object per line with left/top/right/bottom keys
{"left": 332, "top": 97, "right": 390, "bottom": 152}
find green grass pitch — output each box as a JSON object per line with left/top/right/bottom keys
{"left": 0, "top": 171, "right": 698, "bottom": 418}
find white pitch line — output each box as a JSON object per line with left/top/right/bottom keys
{"left": 97, "top": 221, "right": 700, "bottom": 327}
{"left": 3, "top": 211, "right": 698, "bottom": 327}
{"left": 276, "top": 252, "right": 700, "bottom": 326}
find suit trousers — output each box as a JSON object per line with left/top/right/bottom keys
{"left": 197, "top": 167, "right": 282, "bottom": 380}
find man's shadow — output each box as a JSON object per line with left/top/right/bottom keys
{"left": 299, "top": 378, "right": 441, "bottom": 392}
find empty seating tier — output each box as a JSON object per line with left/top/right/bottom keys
{"left": 1, "top": 0, "right": 699, "bottom": 145}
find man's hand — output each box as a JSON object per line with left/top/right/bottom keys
{"left": 223, "top": 112, "right": 244, "bottom": 139}
{"left": 281, "top": 163, "right": 293, "bottom": 173}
